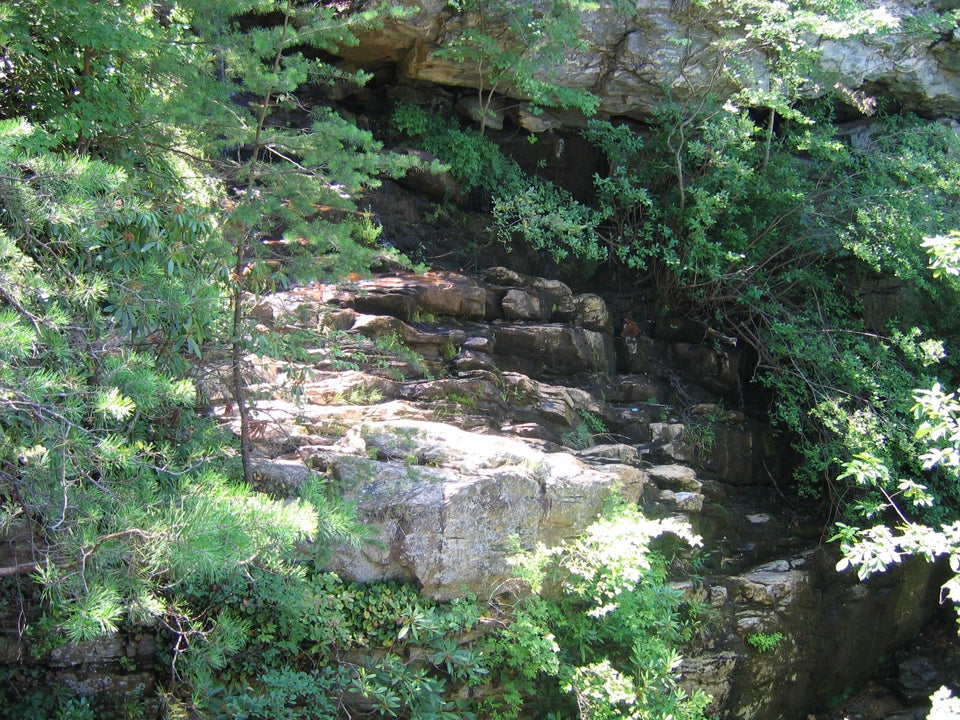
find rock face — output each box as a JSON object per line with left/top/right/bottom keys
{"left": 3, "top": 267, "right": 948, "bottom": 719}
{"left": 317, "top": 420, "right": 626, "bottom": 599}
{"left": 681, "top": 553, "right": 946, "bottom": 719}
{"left": 220, "top": 268, "right": 948, "bottom": 719}
{"left": 339, "top": 0, "right": 960, "bottom": 120}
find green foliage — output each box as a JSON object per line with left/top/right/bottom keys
{"left": 0, "top": 119, "right": 226, "bottom": 360}
{"left": 830, "top": 232, "right": 960, "bottom": 655}
{"left": 0, "top": 115, "right": 293, "bottom": 644}
{"left": 494, "top": 180, "right": 606, "bottom": 262}
{"left": 0, "top": 0, "right": 424, "bottom": 710}
{"left": 487, "top": 506, "right": 709, "bottom": 720}
{"left": 681, "top": 422, "right": 716, "bottom": 459}
{"left": 562, "top": 423, "right": 597, "bottom": 450}
{"left": 391, "top": 104, "right": 605, "bottom": 266}
{"left": 929, "top": 687, "right": 960, "bottom": 718}
{"left": 100, "top": 505, "right": 705, "bottom": 719}
{"left": 6, "top": 0, "right": 960, "bottom": 716}
{"left": 561, "top": 411, "right": 609, "bottom": 450}
{"left": 433, "top": 0, "right": 599, "bottom": 132}
{"left": 492, "top": 0, "right": 960, "bottom": 512}
{"left": 333, "top": 385, "right": 385, "bottom": 405}
{"left": 0, "top": 0, "right": 212, "bottom": 154}
{"left": 579, "top": 410, "right": 609, "bottom": 435}
{"left": 923, "top": 231, "right": 960, "bottom": 280}
{"left": 832, "top": 376, "right": 960, "bottom": 614}
{"left": 746, "top": 631, "right": 783, "bottom": 653}
{"left": 0, "top": 663, "right": 135, "bottom": 720}
{"left": 391, "top": 103, "right": 526, "bottom": 196}
{"left": 135, "top": 564, "right": 490, "bottom": 718}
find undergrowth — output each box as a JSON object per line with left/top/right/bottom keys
{"left": 4, "top": 505, "right": 709, "bottom": 720}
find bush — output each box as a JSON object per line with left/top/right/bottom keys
{"left": 485, "top": 505, "right": 709, "bottom": 720}
{"left": 391, "top": 103, "right": 526, "bottom": 196}
{"left": 156, "top": 506, "right": 708, "bottom": 720}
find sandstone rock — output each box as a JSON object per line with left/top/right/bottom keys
{"left": 601, "top": 463, "right": 647, "bottom": 504}
{"left": 318, "top": 307, "right": 359, "bottom": 332}
{"left": 55, "top": 670, "right": 156, "bottom": 701}
{"left": 412, "top": 272, "right": 488, "bottom": 318}
{"left": 37, "top": 633, "right": 161, "bottom": 704}
{"left": 529, "top": 277, "right": 575, "bottom": 317}
{"left": 350, "top": 314, "right": 460, "bottom": 368}
{"left": 619, "top": 335, "right": 664, "bottom": 374}
{"left": 685, "top": 553, "right": 948, "bottom": 720}
{"left": 248, "top": 297, "right": 277, "bottom": 324}
{"left": 615, "top": 374, "right": 670, "bottom": 403}
{"left": 251, "top": 458, "right": 315, "bottom": 492}
{"left": 351, "top": 291, "right": 419, "bottom": 322}
{"left": 733, "top": 558, "right": 809, "bottom": 607}
{"left": 454, "top": 337, "right": 498, "bottom": 372}
{"left": 650, "top": 422, "right": 690, "bottom": 461}
{"left": 510, "top": 103, "right": 565, "bottom": 132}
{"left": 455, "top": 94, "right": 506, "bottom": 130}
{"left": 659, "top": 488, "right": 705, "bottom": 513}
{"left": 897, "top": 656, "right": 942, "bottom": 702}
{"left": 343, "top": 0, "right": 960, "bottom": 121}
{"left": 483, "top": 266, "right": 525, "bottom": 286}
{"left": 485, "top": 270, "right": 578, "bottom": 323}
{"left": 493, "top": 323, "right": 615, "bottom": 377}
{"left": 646, "top": 463, "right": 702, "bottom": 492}
{"left": 649, "top": 418, "right": 764, "bottom": 485}
{"left": 577, "top": 443, "right": 641, "bottom": 465}
{"left": 49, "top": 637, "right": 128, "bottom": 667}
{"left": 454, "top": 348, "right": 498, "bottom": 372}
{"left": 288, "top": 369, "right": 399, "bottom": 406}
{"left": 818, "top": 15, "right": 960, "bottom": 117}
{"left": 351, "top": 272, "right": 488, "bottom": 320}
{"left": 501, "top": 288, "right": 550, "bottom": 321}
{"left": 201, "top": 269, "right": 949, "bottom": 720}
{"left": 573, "top": 293, "right": 614, "bottom": 334}
{"left": 463, "top": 335, "right": 493, "bottom": 353}
{"left": 324, "top": 420, "right": 618, "bottom": 599}
{"left": 48, "top": 634, "right": 158, "bottom": 668}
{"left": 10, "top": 261, "right": 953, "bottom": 720}
{"left": 395, "top": 375, "right": 503, "bottom": 409}
{"left": 668, "top": 342, "right": 741, "bottom": 394}
{"left": 709, "top": 423, "right": 758, "bottom": 485}
{"left": 679, "top": 653, "right": 740, "bottom": 713}
{"left": 394, "top": 148, "right": 461, "bottom": 203}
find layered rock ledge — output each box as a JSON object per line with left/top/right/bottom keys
{"left": 337, "top": 0, "right": 960, "bottom": 121}
{"left": 209, "top": 268, "right": 946, "bottom": 718}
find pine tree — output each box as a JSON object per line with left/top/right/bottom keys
{"left": 0, "top": 0, "right": 413, "bottom": 689}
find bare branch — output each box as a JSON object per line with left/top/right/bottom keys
{"left": 0, "top": 561, "right": 40, "bottom": 578}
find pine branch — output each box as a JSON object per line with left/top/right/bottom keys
{"left": 0, "top": 281, "right": 42, "bottom": 334}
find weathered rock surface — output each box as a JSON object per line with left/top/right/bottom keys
{"left": 3, "top": 267, "right": 951, "bottom": 719}
{"left": 216, "top": 269, "right": 953, "bottom": 719}
{"left": 339, "top": 0, "right": 960, "bottom": 120}
{"left": 681, "top": 554, "right": 947, "bottom": 720}
{"left": 314, "top": 420, "right": 627, "bottom": 599}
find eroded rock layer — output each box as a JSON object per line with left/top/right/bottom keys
{"left": 337, "top": 0, "right": 960, "bottom": 121}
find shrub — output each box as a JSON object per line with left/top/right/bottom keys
{"left": 486, "top": 505, "right": 710, "bottom": 720}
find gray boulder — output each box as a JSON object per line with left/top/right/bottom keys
{"left": 322, "top": 420, "right": 618, "bottom": 599}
